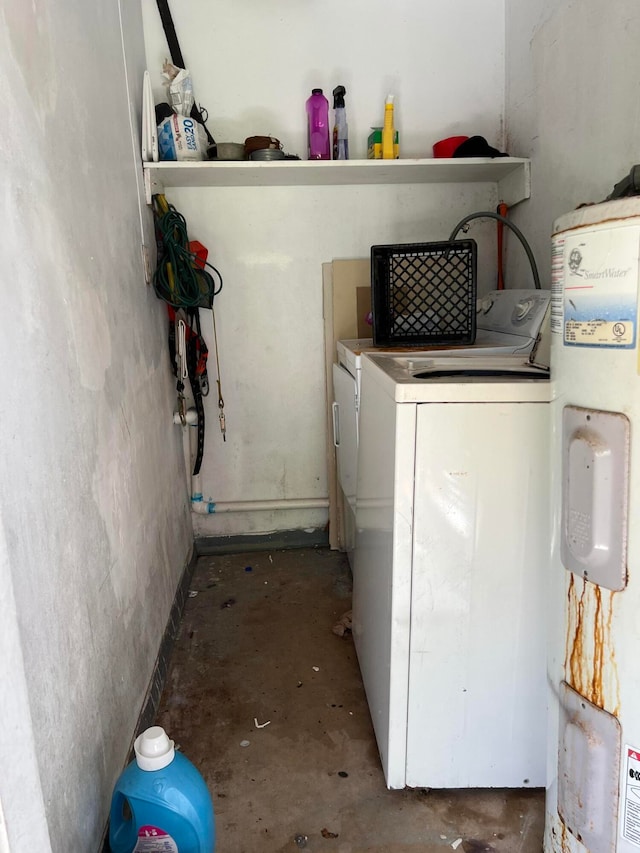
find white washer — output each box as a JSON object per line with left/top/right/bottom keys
{"left": 332, "top": 289, "right": 550, "bottom": 564}
{"left": 354, "top": 352, "right": 551, "bottom": 790}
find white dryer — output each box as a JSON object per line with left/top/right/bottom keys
{"left": 354, "top": 352, "right": 551, "bottom": 790}
{"left": 332, "top": 288, "right": 551, "bottom": 564}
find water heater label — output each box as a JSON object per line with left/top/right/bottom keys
{"left": 622, "top": 746, "right": 640, "bottom": 847}
{"left": 551, "top": 234, "right": 564, "bottom": 334}
{"left": 562, "top": 225, "right": 639, "bottom": 349}
{"left": 133, "top": 827, "right": 178, "bottom": 853}
{"left": 565, "top": 319, "right": 634, "bottom": 346}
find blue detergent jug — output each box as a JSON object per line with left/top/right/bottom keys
{"left": 109, "top": 726, "right": 215, "bottom": 853}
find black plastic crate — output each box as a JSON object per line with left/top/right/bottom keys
{"left": 371, "top": 239, "right": 477, "bottom": 346}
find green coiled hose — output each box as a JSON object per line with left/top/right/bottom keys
{"left": 152, "top": 194, "right": 223, "bottom": 308}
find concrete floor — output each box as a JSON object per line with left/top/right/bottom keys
{"left": 156, "top": 547, "right": 544, "bottom": 853}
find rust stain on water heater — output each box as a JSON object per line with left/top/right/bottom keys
{"left": 565, "top": 574, "right": 619, "bottom": 713}
{"left": 551, "top": 818, "right": 573, "bottom": 852}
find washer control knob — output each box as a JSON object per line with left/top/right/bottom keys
{"left": 479, "top": 296, "right": 494, "bottom": 314}
{"left": 515, "top": 299, "right": 534, "bottom": 320}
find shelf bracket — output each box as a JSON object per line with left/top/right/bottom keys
{"left": 497, "top": 160, "right": 531, "bottom": 207}
{"left": 144, "top": 167, "right": 164, "bottom": 205}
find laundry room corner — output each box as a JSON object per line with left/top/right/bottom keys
{"left": 6, "top": 0, "right": 640, "bottom": 849}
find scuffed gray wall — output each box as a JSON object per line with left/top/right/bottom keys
{"left": 0, "top": 0, "right": 193, "bottom": 849}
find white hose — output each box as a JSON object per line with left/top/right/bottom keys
{"left": 191, "top": 496, "right": 329, "bottom": 515}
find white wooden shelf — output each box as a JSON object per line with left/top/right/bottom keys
{"left": 143, "top": 157, "right": 531, "bottom": 207}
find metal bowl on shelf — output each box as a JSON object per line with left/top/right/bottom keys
{"left": 250, "top": 148, "right": 286, "bottom": 161}
{"left": 211, "top": 142, "right": 246, "bottom": 161}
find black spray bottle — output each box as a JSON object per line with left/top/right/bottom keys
{"left": 332, "top": 85, "right": 349, "bottom": 160}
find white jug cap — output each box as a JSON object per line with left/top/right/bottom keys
{"left": 134, "top": 726, "right": 175, "bottom": 771}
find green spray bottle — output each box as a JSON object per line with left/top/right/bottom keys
{"left": 332, "top": 85, "right": 349, "bottom": 160}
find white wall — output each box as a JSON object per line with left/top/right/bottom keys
{"left": 173, "top": 183, "right": 501, "bottom": 538}
{"left": 0, "top": 525, "right": 51, "bottom": 850}
{"left": 141, "top": 0, "right": 508, "bottom": 537}
{"left": 141, "top": 0, "right": 506, "bottom": 160}
{"left": 505, "top": 0, "right": 640, "bottom": 286}
{"left": 0, "top": 1, "right": 193, "bottom": 849}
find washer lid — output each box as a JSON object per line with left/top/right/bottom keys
{"left": 362, "top": 352, "right": 551, "bottom": 404}
{"left": 411, "top": 363, "right": 548, "bottom": 380}
{"left": 408, "top": 355, "right": 548, "bottom": 381}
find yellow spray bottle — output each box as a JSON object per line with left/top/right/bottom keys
{"left": 382, "top": 94, "right": 397, "bottom": 159}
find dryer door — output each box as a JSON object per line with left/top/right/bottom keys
{"left": 332, "top": 363, "right": 358, "bottom": 508}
